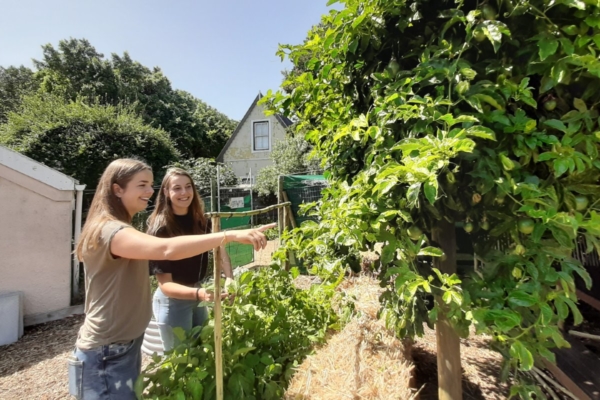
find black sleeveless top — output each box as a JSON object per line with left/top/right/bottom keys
{"left": 149, "top": 212, "right": 211, "bottom": 285}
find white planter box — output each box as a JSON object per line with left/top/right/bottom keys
{"left": 0, "top": 291, "right": 24, "bottom": 346}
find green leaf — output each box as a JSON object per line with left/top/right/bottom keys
{"left": 510, "top": 341, "right": 534, "bottom": 370}
{"left": 559, "top": 38, "right": 575, "bottom": 55}
{"left": 499, "top": 153, "right": 516, "bottom": 171}
{"left": 466, "top": 125, "right": 496, "bottom": 140}
{"left": 573, "top": 98, "right": 587, "bottom": 112}
{"left": 407, "top": 183, "right": 421, "bottom": 206}
{"left": 486, "top": 309, "right": 521, "bottom": 331}
{"left": 483, "top": 23, "right": 503, "bottom": 52}
{"left": 381, "top": 244, "right": 396, "bottom": 265}
{"left": 233, "top": 346, "right": 256, "bottom": 357}
{"left": 539, "top": 303, "right": 554, "bottom": 325}
{"left": 352, "top": 13, "right": 367, "bottom": 29}
{"left": 424, "top": 178, "right": 438, "bottom": 205}
{"left": 172, "top": 327, "right": 186, "bottom": 343}
{"left": 553, "top": 158, "right": 570, "bottom": 177}
{"left": 561, "top": 25, "right": 580, "bottom": 35}
{"left": 418, "top": 247, "right": 444, "bottom": 257}
{"left": 564, "top": 298, "right": 583, "bottom": 325}
{"left": 508, "top": 291, "right": 538, "bottom": 307}
{"left": 544, "top": 119, "right": 567, "bottom": 133}
{"left": 558, "top": 0, "right": 586, "bottom": 9}
{"left": 538, "top": 36, "right": 559, "bottom": 61}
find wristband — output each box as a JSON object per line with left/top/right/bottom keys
{"left": 220, "top": 231, "right": 227, "bottom": 246}
{"left": 196, "top": 288, "right": 201, "bottom": 302}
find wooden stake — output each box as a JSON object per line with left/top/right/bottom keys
{"left": 282, "top": 191, "right": 297, "bottom": 228}
{"left": 211, "top": 215, "right": 224, "bottom": 400}
{"left": 433, "top": 219, "right": 463, "bottom": 400}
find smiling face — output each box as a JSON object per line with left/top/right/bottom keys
{"left": 112, "top": 169, "right": 154, "bottom": 218}
{"left": 165, "top": 174, "right": 194, "bottom": 215}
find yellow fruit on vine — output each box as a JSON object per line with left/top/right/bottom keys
{"left": 518, "top": 219, "right": 535, "bottom": 235}
{"left": 575, "top": 195, "right": 589, "bottom": 211}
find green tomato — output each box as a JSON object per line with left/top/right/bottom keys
{"left": 575, "top": 195, "right": 589, "bottom": 211}
{"left": 518, "top": 218, "right": 535, "bottom": 235}
{"left": 514, "top": 244, "right": 526, "bottom": 256}
{"left": 407, "top": 226, "right": 423, "bottom": 241}
{"left": 473, "top": 28, "right": 486, "bottom": 42}
{"left": 464, "top": 222, "right": 474, "bottom": 233}
{"left": 387, "top": 59, "right": 400, "bottom": 75}
{"left": 544, "top": 99, "right": 557, "bottom": 111}
{"left": 446, "top": 171, "right": 456, "bottom": 184}
{"left": 482, "top": 4, "right": 497, "bottom": 20}
{"left": 481, "top": 220, "right": 490, "bottom": 230}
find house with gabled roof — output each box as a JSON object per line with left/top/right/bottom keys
{"left": 217, "top": 92, "right": 293, "bottom": 181}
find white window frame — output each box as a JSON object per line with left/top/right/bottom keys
{"left": 251, "top": 119, "right": 271, "bottom": 152}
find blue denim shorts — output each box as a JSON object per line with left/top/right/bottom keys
{"left": 68, "top": 334, "right": 144, "bottom": 400}
{"left": 152, "top": 286, "right": 208, "bottom": 352}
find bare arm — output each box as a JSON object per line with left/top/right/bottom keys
{"left": 111, "top": 223, "right": 277, "bottom": 261}
{"left": 156, "top": 273, "right": 227, "bottom": 301}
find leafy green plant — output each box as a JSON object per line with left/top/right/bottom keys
{"left": 136, "top": 265, "right": 347, "bottom": 400}
{"left": 0, "top": 93, "right": 179, "bottom": 188}
{"left": 263, "top": 0, "right": 599, "bottom": 396}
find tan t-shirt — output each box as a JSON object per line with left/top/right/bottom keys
{"left": 76, "top": 220, "right": 152, "bottom": 350}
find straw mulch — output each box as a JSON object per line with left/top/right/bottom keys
{"left": 411, "top": 326, "right": 510, "bottom": 400}
{"left": 285, "top": 275, "right": 416, "bottom": 400}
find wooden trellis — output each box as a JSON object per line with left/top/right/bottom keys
{"left": 205, "top": 201, "right": 292, "bottom": 400}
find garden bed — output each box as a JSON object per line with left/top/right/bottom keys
{"left": 1, "top": 274, "right": 511, "bottom": 400}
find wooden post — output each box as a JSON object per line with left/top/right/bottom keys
{"left": 211, "top": 213, "right": 224, "bottom": 400}
{"left": 282, "top": 191, "right": 297, "bottom": 228}
{"left": 432, "top": 219, "right": 463, "bottom": 400}
{"left": 278, "top": 175, "right": 290, "bottom": 270}
{"left": 277, "top": 176, "right": 284, "bottom": 238}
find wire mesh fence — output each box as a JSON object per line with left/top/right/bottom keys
{"left": 281, "top": 174, "right": 328, "bottom": 226}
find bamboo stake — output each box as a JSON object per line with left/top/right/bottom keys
{"left": 205, "top": 202, "right": 291, "bottom": 219}
{"left": 211, "top": 215, "right": 224, "bottom": 400}
{"left": 568, "top": 330, "right": 600, "bottom": 342}
{"left": 532, "top": 367, "right": 579, "bottom": 400}
{"left": 530, "top": 370, "right": 561, "bottom": 400}
{"left": 282, "top": 191, "right": 297, "bottom": 228}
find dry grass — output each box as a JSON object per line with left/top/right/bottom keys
{"left": 284, "top": 275, "right": 416, "bottom": 400}
{"left": 412, "top": 326, "right": 510, "bottom": 399}
{"left": 0, "top": 314, "right": 82, "bottom": 400}
{"left": 0, "top": 270, "right": 509, "bottom": 400}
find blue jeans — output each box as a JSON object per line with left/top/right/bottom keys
{"left": 68, "top": 334, "right": 144, "bottom": 400}
{"left": 152, "top": 287, "right": 208, "bottom": 351}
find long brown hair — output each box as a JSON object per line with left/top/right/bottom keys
{"left": 76, "top": 158, "right": 152, "bottom": 261}
{"left": 146, "top": 167, "right": 208, "bottom": 237}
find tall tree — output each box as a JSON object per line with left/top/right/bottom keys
{"left": 0, "top": 93, "right": 179, "bottom": 188}
{"left": 31, "top": 38, "right": 236, "bottom": 158}
{"left": 0, "top": 66, "right": 38, "bottom": 123}
{"left": 266, "top": 0, "right": 600, "bottom": 397}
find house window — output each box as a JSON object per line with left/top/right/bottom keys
{"left": 253, "top": 121, "right": 269, "bottom": 151}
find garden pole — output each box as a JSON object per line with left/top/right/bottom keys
{"left": 277, "top": 175, "right": 290, "bottom": 270}
{"left": 211, "top": 215, "right": 224, "bottom": 400}
{"left": 433, "top": 219, "right": 463, "bottom": 400}
{"left": 277, "top": 175, "right": 284, "bottom": 238}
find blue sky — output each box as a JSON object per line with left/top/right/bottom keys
{"left": 0, "top": 0, "right": 333, "bottom": 120}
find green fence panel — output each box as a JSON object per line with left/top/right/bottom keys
{"left": 283, "top": 175, "right": 327, "bottom": 226}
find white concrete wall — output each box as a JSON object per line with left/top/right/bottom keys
{"left": 0, "top": 164, "right": 73, "bottom": 317}
{"left": 222, "top": 102, "right": 288, "bottom": 179}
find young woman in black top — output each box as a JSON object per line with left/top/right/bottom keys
{"left": 146, "top": 167, "right": 236, "bottom": 351}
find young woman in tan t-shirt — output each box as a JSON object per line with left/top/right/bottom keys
{"left": 69, "top": 158, "right": 274, "bottom": 400}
